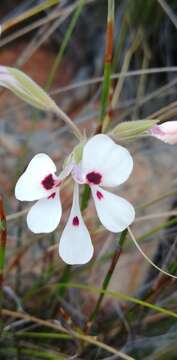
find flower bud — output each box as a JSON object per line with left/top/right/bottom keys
{"left": 0, "top": 65, "right": 57, "bottom": 112}
{"left": 111, "top": 119, "right": 158, "bottom": 141}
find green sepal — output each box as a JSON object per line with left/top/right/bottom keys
{"left": 111, "top": 119, "right": 159, "bottom": 141}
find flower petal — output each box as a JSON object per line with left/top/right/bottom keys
{"left": 15, "top": 153, "right": 57, "bottom": 201}
{"left": 150, "top": 121, "right": 177, "bottom": 144}
{"left": 82, "top": 134, "right": 133, "bottom": 187}
{"left": 59, "top": 183, "right": 93, "bottom": 265}
{"left": 159, "top": 121, "right": 177, "bottom": 133}
{"left": 91, "top": 186, "right": 135, "bottom": 232}
{"left": 27, "top": 190, "right": 61, "bottom": 233}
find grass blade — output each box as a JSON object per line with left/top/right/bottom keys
{"left": 0, "top": 197, "right": 7, "bottom": 331}
{"left": 46, "top": 0, "right": 85, "bottom": 91}
{"left": 2, "top": 0, "right": 60, "bottom": 33}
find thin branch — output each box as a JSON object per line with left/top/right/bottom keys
{"left": 1, "top": 0, "right": 60, "bottom": 33}
{"left": 128, "top": 227, "right": 177, "bottom": 280}
{"left": 2, "top": 309, "right": 134, "bottom": 360}
{"left": 157, "top": 0, "right": 177, "bottom": 30}
{"left": 51, "top": 67, "right": 177, "bottom": 95}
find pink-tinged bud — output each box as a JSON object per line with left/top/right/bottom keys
{"left": 150, "top": 121, "right": 177, "bottom": 144}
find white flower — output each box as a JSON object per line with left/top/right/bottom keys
{"left": 72, "top": 134, "right": 135, "bottom": 231}
{"left": 59, "top": 134, "right": 135, "bottom": 265}
{"left": 15, "top": 134, "right": 135, "bottom": 265}
{"left": 15, "top": 153, "right": 65, "bottom": 234}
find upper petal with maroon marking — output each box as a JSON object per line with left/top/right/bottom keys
{"left": 15, "top": 153, "right": 57, "bottom": 201}
{"left": 82, "top": 134, "right": 133, "bottom": 187}
{"left": 59, "top": 183, "right": 93, "bottom": 265}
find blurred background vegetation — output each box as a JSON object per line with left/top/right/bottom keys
{"left": 1, "top": 0, "right": 177, "bottom": 359}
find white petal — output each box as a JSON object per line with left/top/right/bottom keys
{"left": 27, "top": 190, "right": 61, "bottom": 233}
{"left": 15, "top": 153, "right": 57, "bottom": 201}
{"left": 91, "top": 186, "right": 135, "bottom": 232}
{"left": 82, "top": 134, "right": 133, "bottom": 187}
{"left": 59, "top": 183, "right": 93, "bottom": 265}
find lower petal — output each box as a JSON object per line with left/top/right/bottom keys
{"left": 59, "top": 183, "right": 93, "bottom": 265}
{"left": 27, "top": 190, "right": 62, "bottom": 233}
{"left": 91, "top": 186, "right": 135, "bottom": 232}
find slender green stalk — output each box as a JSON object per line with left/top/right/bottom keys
{"left": 55, "top": 283, "right": 177, "bottom": 320}
{"left": 46, "top": 0, "right": 85, "bottom": 90}
{"left": 89, "top": 229, "right": 128, "bottom": 323}
{"left": 58, "top": 264, "right": 71, "bottom": 297}
{"left": 112, "top": 12, "right": 127, "bottom": 71}
{"left": 0, "top": 197, "right": 6, "bottom": 330}
{"left": 54, "top": 105, "right": 83, "bottom": 140}
{"left": 100, "top": 0, "right": 114, "bottom": 124}
{"left": 1, "top": 347, "right": 65, "bottom": 360}
{"left": 138, "top": 216, "right": 177, "bottom": 242}
{"left": 5, "top": 331, "right": 72, "bottom": 340}
{"left": 81, "top": 184, "right": 91, "bottom": 212}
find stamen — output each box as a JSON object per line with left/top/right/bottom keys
{"left": 86, "top": 171, "right": 102, "bottom": 185}
{"left": 72, "top": 216, "right": 79, "bottom": 226}
{"left": 42, "top": 174, "right": 55, "bottom": 190}
{"left": 96, "top": 191, "right": 103, "bottom": 200}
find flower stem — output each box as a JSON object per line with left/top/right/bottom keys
{"left": 88, "top": 229, "right": 128, "bottom": 323}
{"left": 81, "top": 184, "right": 91, "bottom": 212}
{"left": 100, "top": 0, "right": 114, "bottom": 125}
{"left": 0, "top": 196, "right": 7, "bottom": 331}
{"left": 54, "top": 105, "right": 83, "bottom": 140}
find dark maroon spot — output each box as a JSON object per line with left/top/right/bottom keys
{"left": 42, "top": 174, "right": 55, "bottom": 190}
{"left": 48, "top": 192, "right": 56, "bottom": 199}
{"left": 96, "top": 191, "right": 103, "bottom": 200}
{"left": 86, "top": 171, "right": 102, "bottom": 185}
{"left": 72, "top": 216, "right": 79, "bottom": 226}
